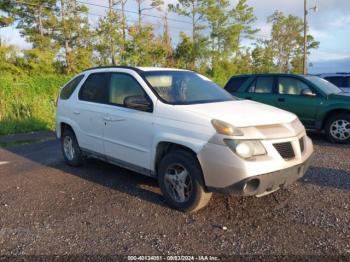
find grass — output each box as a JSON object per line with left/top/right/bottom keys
{"left": 0, "top": 74, "right": 70, "bottom": 135}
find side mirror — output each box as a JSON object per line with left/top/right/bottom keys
{"left": 124, "top": 95, "right": 152, "bottom": 112}
{"left": 301, "top": 88, "right": 316, "bottom": 97}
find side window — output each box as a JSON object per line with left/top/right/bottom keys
{"left": 79, "top": 73, "right": 110, "bottom": 103}
{"left": 344, "top": 77, "right": 350, "bottom": 87}
{"left": 248, "top": 77, "right": 274, "bottom": 94}
{"left": 324, "top": 77, "right": 344, "bottom": 87}
{"left": 278, "top": 77, "right": 309, "bottom": 95}
{"left": 60, "top": 75, "right": 84, "bottom": 100}
{"left": 109, "top": 73, "right": 146, "bottom": 106}
{"left": 225, "top": 77, "right": 249, "bottom": 93}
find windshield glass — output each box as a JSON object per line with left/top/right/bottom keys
{"left": 304, "top": 76, "right": 342, "bottom": 94}
{"left": 143, "top": 71, "right": 234, "bottom": 105}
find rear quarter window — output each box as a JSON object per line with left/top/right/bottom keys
{"left": 60, "top": 75, "right": 85, "bottom": 100}
{"left": 224, "top": 77, "right": 249, "bottom": 93}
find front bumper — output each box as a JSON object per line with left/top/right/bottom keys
{"left": 197, "top": 132, "right": 314, "bottom": 196}
{"left": 207, "top": 154, "right": 312, "bottom": 195}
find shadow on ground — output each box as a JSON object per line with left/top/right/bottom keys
{"left": 2, "top": 129, "right": 349, "bottom": 214}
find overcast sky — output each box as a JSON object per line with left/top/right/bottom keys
{"left": 2, "top": 0, "right": 350, "bottom": 73}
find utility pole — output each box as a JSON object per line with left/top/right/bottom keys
{"left": 303, "top": 0, "right": 308, "bottom": 75}
{"left": 303, "top": 0, "right": 317, "bottom": 75}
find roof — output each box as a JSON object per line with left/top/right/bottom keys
{"left": 82, "top": 66, "right": 189, "bottom": 73}
{"left": 317, "top": 73, "right": 350, "bottom": 77}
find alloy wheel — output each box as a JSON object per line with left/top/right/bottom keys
{"left": 63, "top": 136, "right": 75, "bottom": 160}
{"left": 164, "top": 164, "right": 193, "bottom": 203}
{"left": 330, "top": 119, "right": 350, "bottom": 141}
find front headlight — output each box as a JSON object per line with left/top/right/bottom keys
{"left": 224, "top": 139, "right": 267, "bottom": 159}
{"left": 211, "top": 119, "right": 243, "bottom": 136}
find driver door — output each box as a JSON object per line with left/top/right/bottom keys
{"left": 102, "top": 73, "right": 154, "bottom": 170}
{"left": 275, "top": 76, "right": 324, "bottom": 128}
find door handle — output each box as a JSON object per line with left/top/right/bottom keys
{"left": 103, "top": 116, "right": 124, "bottom": 122}
{"left": 73, "top": 111, "right": 80, "bottom": 115}
{"left": 278, "top": 98, "right": 285, "bottom": 102}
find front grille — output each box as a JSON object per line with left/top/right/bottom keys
{"left": 299, "top": 137, "right": 305, "bottom": 153}
{"left": 273, "top": 142, "right": 295, "bottom": 160}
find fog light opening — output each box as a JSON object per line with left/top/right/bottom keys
{"left": 244, "top": 179, "right": 260, "bottom": 194}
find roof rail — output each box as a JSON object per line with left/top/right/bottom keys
{"left": 82, "top": 65, "right": 142, "bottom": 72}
{"left": 336, "top": 72, "right": 350, "bottom": 75}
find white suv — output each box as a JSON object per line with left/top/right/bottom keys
{"left": 56, "top": 66, "right": 314, "bottom": 212}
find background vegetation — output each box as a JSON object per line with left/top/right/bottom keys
{"left": 0, "top": 0, "right": 319, "bottom": 135}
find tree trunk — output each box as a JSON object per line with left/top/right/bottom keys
{"left": 138, "top": 0, "right": 142, "bottom": 30}
{"left": 191, "top": 1, "right": 195, "bottom": 68}
{"left": 38, "top": 6, "right": 44, "bottom": 37}
{"left": 121, "top": 0, "right": 127, "bottom": 63}
{"left": 109, "top": 0, "right": 116, "bottom": 65}
{"left": 60, "top": 0, "right": 71, "bottom": 73}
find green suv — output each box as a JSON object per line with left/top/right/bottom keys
{"left": 224, "top": 74, "right": 350, "bottom": 143}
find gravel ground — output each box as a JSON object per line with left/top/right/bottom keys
{"left": 0, "top": 133, "right": 349, "bottom": 258}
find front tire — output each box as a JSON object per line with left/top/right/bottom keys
{"left": 61, "top": 128, "right": 84, "bottom": 166}
{"left": 325, "top": 113, "right": 350, "bottom": 143}
{"left": 158, "top": 150, "right": 212, "bottom": 212}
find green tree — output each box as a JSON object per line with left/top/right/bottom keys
{"left": 203, "top": 0, "right": 257, "bottom": 79}
{"left": 12, "top": 0, "right": 58, "bottom": 50}
{"left": 251, "top": 40, "right": 275, "bottom": 73}
{"left": 174, "top": 32, "right": 194, "bottom": 68}
{"left": 169, "top": 0, "right": 207, "bottom": 68}
{"left": 0, "top": 0, "right": 14, "bottom": 46}
{"left": 231, "top": 0, "right": 259, "bottom": 47}
{"left": 267, "top": 11, "right": 319, "bottom": 73}
{"left": 55, "top": 0, "right": 93, "bottom": 73}
{"left": 95, "top": 0, "right": 123, "bottom": 65}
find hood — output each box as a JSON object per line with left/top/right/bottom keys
{"left": 179, "top": 100, "right": 297, "bottom": 128}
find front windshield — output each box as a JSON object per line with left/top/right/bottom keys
{"left": 304, "top": 75, "right": 342, "bottom": 95}
{"left": 143, "top": 71, "right": 234, "bottom": 105}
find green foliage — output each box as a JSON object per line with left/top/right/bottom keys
{"left": 0, "top": 74, "right": 70, "bottom": 135}
{"left": 267, "top": 11, "right": 319, "bottom": 73}
{"left": 0, "top": 0, "right": 321, "bottom": 134}
{"left": 13, "top": 0, "right": 58, "bottom": 50}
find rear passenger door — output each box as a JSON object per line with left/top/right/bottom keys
{"left": 244, "top": 76, "right": 277, "bottom": 106}
{"left": 73, "top": 73, "right": 110, "bottom": 155}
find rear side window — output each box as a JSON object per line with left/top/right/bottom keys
{"left": 248, "top": 77, "right": 274, "bottom": 94}
{"left": 324, "top": 77, "right": 344, "bottom": 87}
{"left": 225, "top": 77, "right": 249, "bottom": 93}
{"left": 79, "top": 73, "right": 110, "bottom": 103}
{"left": 109, "top": 73, "right": 146, "bottom": 105}
{"left": 60, "top": 75, "right": 84, "bottom": 100}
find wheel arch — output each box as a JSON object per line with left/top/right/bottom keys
{"left": 154, "top": 141, "right": 199, "bottom": 173}
{"left": 321, "top": 108, "right": 350, "bottom": 129}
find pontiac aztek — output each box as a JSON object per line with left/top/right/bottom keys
{"left": 56, "top": 67, "right": 313, "bottom": 212}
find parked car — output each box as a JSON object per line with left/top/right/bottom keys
{"left": 56, "top": 67, "right": 313, "bottom": 212}
{"left": 225, "top": 74, "right": 350, "bottom": 143}
{"left": 317, "top": 73, "right": 350, "bottom": 93}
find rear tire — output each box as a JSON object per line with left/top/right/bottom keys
{"left": 325, "top": 113, "right": 350, "bottom": 144}
{"left": 158, "top": 149, "right": 212, "bottom": 212}
{"left": 61, "top": 128, "right": 84, "bottom": 166}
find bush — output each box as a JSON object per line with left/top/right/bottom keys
{"left": 0, "top": 74, "right": 70, "bottom": 135}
